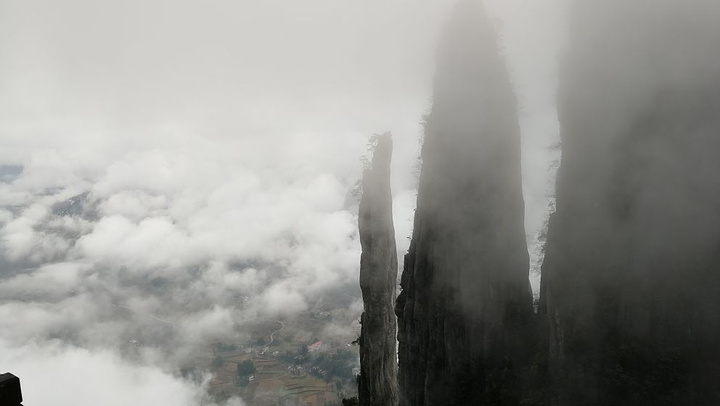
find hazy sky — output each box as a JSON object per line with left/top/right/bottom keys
{"left": 0, "top": 0, "right": 565, "bottom": 404}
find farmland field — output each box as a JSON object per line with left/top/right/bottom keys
{"left": 206, "top": 312, "right": 359, "bottom": 406}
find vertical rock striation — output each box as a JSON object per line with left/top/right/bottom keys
{"left": 541, "top": 1, "right": 720, "bottom": 404}
{"left": 395, "top": 1, "right": 534, "bottom": 405}
{"left": 358, "top": 132, "right": 398, "bottom": 406}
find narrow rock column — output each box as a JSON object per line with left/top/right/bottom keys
{"left": 358, "top": 132, "right": 398, "bottom": 406}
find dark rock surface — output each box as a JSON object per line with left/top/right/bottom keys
{"left": 395, "top": 1, "right": 534, "bottom": 405}
{"left": 358, "top": 133, "right": 398, "bottom": 406}
{"left": 540, "top": 1, "right": 720, "bottom": 404}
{"left": 0, "top": 373, "right": 22, "bottom": 406}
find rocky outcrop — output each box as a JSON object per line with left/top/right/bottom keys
{"left": 395, "top": 1, "right": 534, "bottom": 405}
{"left": 358, "top": 133, "right": 398, "bottom": 406}
{"left": 540, "top": 1, "right": 720, "bottom": 404}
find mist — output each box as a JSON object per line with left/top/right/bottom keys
{"left": 0, "top": 0, "right": 566, "bottom": 405}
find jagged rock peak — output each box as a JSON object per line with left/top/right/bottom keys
{"left": 395, "top": 1, "right": 535, "bottom": 404}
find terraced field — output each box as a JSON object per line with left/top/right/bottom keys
{"left": 209, "top": 351, "right": 342, "bottom": 406}
{"left": 207, "top": 314, "right": 358, "bottom": 405}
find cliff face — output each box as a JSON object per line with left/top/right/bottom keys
{"left": 358, "top": 133, "right": 398, "bottom": 406}
{"left": 395, "top": 1, "right": 534, "bottom": 405}
{"left": 541, "top": 1, "right": 720, "bottom": 404}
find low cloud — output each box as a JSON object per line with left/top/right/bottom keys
{"left": 0, "top": 340, "right": 244, "bottom": 406}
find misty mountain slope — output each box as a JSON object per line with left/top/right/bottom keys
{"left": 540, "top": 1, "right": 720, "bottom": 404}
{"left": 395, "top": 1, "right": 535, "bottom": 405}
{"left": 358, "top": 133, "right": 398, "bottom": 406}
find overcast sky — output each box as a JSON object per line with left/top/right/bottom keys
{"left": 0, "top": 0, "right": 565, "bottom": 404}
